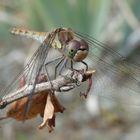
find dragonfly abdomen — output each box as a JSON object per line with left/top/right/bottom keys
{"left": 11, "top": 27, "right": 47, "bottom": 43}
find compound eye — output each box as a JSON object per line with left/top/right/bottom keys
{"left": 68, "top": 40, "right": 80, "bottom": 51}
{"left": 67, "top": 40, "right": 80, "bottom": 58}
{"left": 80, "top": 39, "right": 89, "bottom": 51}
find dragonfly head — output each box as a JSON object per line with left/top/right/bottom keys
{"left": 66, "top": 39, "right": 89, "bottom": 62}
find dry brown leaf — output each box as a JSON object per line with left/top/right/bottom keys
{"left": 6, "top": 74, "right": 48, "bottom": 121}
{"left": 38, "top": 93, "right": 55, "bottom": 131}
{"left": 5, "top": 73, "right": 66, "bottom": 132}
{"left": 7, "top": 91, "right": 48, "bottom": 121}
{"left": 38, "top": 93, "right": 65, "bottom": 132}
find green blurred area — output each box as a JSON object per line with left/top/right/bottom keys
{"left": 0, "top": 0, "right": 111, "bottom": 56}
{"left": 0, "top": 0, "right": 111, "bottom": 41}
{"left": 0, "top": 0, "right": 140, "bottom": 55}
{"left": 0, "top": 0, "right": 140, "bottom": 140}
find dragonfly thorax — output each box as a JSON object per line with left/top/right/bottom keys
{"left": 64, "top": 39, "right": 89, "bottom": 62}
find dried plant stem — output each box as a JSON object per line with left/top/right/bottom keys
{"left": 0, "top": 70, "right": 95, "bottom": 109}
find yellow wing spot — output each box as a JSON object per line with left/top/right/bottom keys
{"left": 52, "top": 40, "right": 62, "bottom": 49}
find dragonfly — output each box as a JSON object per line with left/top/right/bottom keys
{"left": 0, "top": 27, "right": 140, "bottom": 114}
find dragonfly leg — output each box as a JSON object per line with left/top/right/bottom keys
{"left": 80, "top": 75, "right": 92, "bottom": 98}
{"left": 44, "top": 56, "right": 64, "bottom": 79}
{"left": 54, "top": 57, "right": 65, "bottom": 78}
{"left": 44, "top": 64, "right": 56, "bottom": 95}
{"left": 63, "top": 59, "right": 73, "bottom": 70}
{"left": 44, "top": 62, "right": 56, "bottom": 91}
{"left": 44, "top": 56, "right": 63, "bottom": 67}
{"left": 58, "top": 58, "right": 68, "bottom": 75}
{"left": 81, "top": 60, "right": 88, "bottom": 71}
{"left": 70, "top": 60, "right": 74, "bottom": 70}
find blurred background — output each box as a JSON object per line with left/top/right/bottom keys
{"left": 0, "top": 0, "right": 140, "bottom": 140}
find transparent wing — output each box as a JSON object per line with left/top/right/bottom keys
{"left": 75, "top": 31, "right": 140, "bottom": 106}
{"left": 0, "top": 41, "right": 51, "bottom": 106}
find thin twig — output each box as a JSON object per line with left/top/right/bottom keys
{"left": 0, "top": 69, "right": 95, "bottom": 109}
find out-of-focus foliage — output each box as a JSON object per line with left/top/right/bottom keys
{"left": 0, "top": 0, "right": 111, "bottom": 41}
